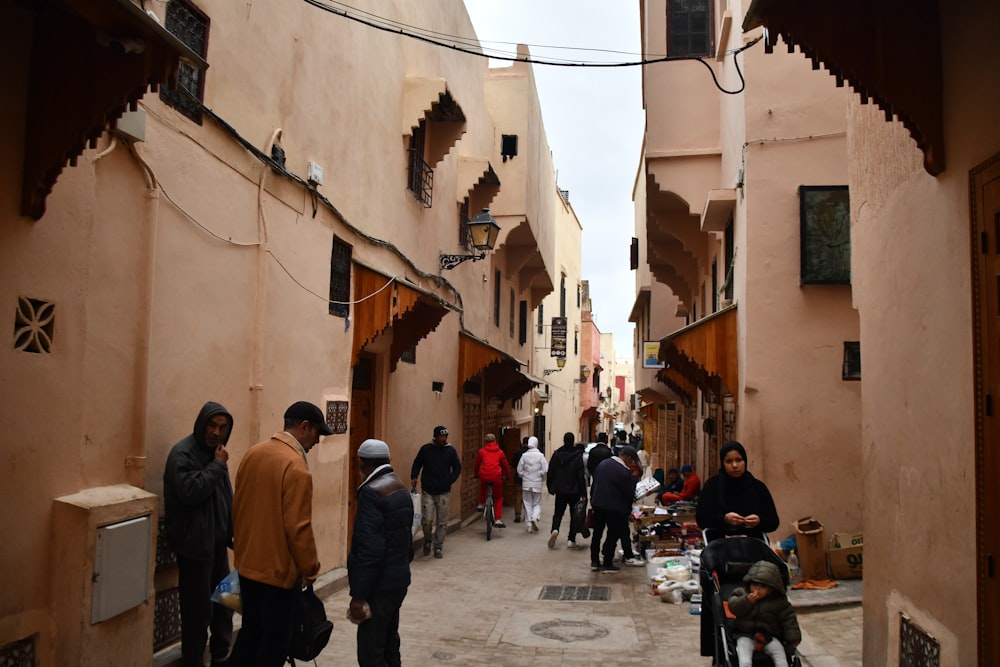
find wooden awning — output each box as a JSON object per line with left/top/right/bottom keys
{"left": 457, "top": 331, "right": 524, "bottom": 396}
{"left": 742, "top": 0, "right": 943, "bottom": 175}
{"left": 487, "top": 366, "right": 540, "bottom": 405}
{"left": 658, "top": 304, "right": 737, "bottom": 402}
{"left": 655, "top": 367, "right": 697, "bottom": 404}
{"left": 352, "top": 263, "right": 450, "bottom": 370}
{"left": 21, "top": 0, "right": 208, "bottom": 219}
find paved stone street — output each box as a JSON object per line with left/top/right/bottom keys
{"left": 313, "top": 495, "right": 863, "bottom": 667}
{"left": 154, "top": 495, "right": 863, "bottom": 667}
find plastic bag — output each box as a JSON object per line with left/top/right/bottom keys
{"left": 211, "top": 569, "right": 242, "bottom": 613}
{"left": 411, "top": 487, "right": 422, "bottom": 537}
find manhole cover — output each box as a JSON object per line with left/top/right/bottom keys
{"left": 530, "top": 619, "right": 611, "bottom": 643}
{"left": 538, "top": 585, "right": 611, "bottom": 601}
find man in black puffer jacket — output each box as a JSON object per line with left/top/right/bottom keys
{"left": 546, "top": 432, "right": 588, "bottom": 550}
{"left": 163, "top": 401, "right": 234, "bottom": 667}
{"left": 348, "top": 439, "right": 414, "bottom": 667}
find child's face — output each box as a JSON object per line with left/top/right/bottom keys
{"left": 750, "top": 582, "right": 772, "bottom": 597}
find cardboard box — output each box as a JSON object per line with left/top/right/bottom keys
{"left": 792, "top": 516, "right": 826, "bottom": 581}
{"left": 827, "top": 532, "right": 863, "bottom": 579}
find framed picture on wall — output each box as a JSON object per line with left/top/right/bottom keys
{"left": 800, "top": 185, "right": 851, "bottom": 284}
{"left": 642, "top": 341, "right": 665, "bottom": 369}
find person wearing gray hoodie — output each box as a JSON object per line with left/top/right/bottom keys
{"left": 728, "top": 559, "right": 801, "bottom": 666}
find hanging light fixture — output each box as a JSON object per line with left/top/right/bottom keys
{"left": 440, "top": 208, "right": 502, "bottom": 270}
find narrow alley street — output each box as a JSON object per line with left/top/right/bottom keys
{"left": 312, "top": 495, "right": 862, "bottom": 667}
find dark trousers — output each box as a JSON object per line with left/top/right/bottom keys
{"left": 551, "top": 493, "right": 582, "bottom": 539}
{"left": 589, "top": 507, "right": 628, "bottom": 566}
{"left": 227, "top": 577, "right": 294, "bottom": 667}
{"left": 356, "top": 588, "right": 408, "bottom": 667}
{"left": 177, "top": 547, "right": 233, "bottom": 666}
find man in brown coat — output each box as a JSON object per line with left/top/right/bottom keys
{"left": 227, "top": 401, "right": 331, "bottom": 666}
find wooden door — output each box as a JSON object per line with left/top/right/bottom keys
{"left": 972, "top": 153, "right": 1000, "bottom": 664}
{"left": 348, "top": 356, "right": 375, "bottom": 549}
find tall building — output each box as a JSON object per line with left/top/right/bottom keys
{"left": 0, "top": 1, "right": 573, "bottom": 661}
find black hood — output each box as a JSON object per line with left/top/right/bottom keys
{"left": 193, "top": 401, "right": 233, "bottom": 448}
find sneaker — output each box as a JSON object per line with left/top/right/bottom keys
{"left": 590, "top": 562, "right": 601, "bottom": 571}
{"left": 624, "top": 557, "right": 644, "bottom": 567}
{"left": 531, "top": 519, "right": 538, "bottom": 532}
{"left": 547, "top": 530, "right": 559, "bottom": 549}
{"left": 494, "top": 520, "right": 506, "bottom": 528}
{"left": 514, "top": 515, "right": 522, "bottom": 523}
{"left": 422, "top": 541, "right": 431, "bottom": 556}
{"left": 476, "top": 504, "right": 484, "bottom": 511}
{"left": 567, "top": 540, "right": 578, "bottom": 549}
{"left": 600, "top": 564, "right": 621, "bottom": 573}
{"left": 434, "top": 548, "right": 443, "bottom": 559}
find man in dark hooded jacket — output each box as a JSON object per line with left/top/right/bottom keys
{"left": 348, "top": 439, "right": 414, "bottom": 666}
{"left": 163, "top": 401, "right": 235, "bottom": 666}
{"left": 546, "top": 432, "right": 587, "bottom": 549}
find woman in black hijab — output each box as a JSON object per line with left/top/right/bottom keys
{"left": 695, "top": 440, "right": 781, "bottom": 657}
{"left": 696, "top": 440, "right": 779, "bottom": 543}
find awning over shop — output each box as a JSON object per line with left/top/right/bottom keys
{"left": 742, "top": 0, "right": 943, "bottom": 175}
{"left": 657, "top": 304, "right": 737, "bottom": 402}
{"left": 655, "top": 367, "right": 697, "bottom": 404}
{"left": 352, "top": 263, "right": 450, "bottom": 370}
{"left": 21, "top": 0, "right": 208, "bottom": 219}
{"left": 489, "top": 368, "right": 542, "bottom": 405}
{"left": 457, "top": 331, "right": 526, "bottom": 395}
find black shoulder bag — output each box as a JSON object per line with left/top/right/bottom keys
{"left": 287, "top": 583, "right": 333, "bottom": 665}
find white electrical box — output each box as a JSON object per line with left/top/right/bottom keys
{"left": 307, "top": 161, "right": 324, "bottom": 186}
{"left": 91, "top": 515, "right": 152, "bottom": 624}
{"left": 114, "top": 109, "right": 147, "bottom": 143}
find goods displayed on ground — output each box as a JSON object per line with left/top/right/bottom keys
{"left": 631, "top": 503, "right": 703, "bottom": 613}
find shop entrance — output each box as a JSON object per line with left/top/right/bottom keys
{"left": 348, "top": 354, "right": 375, "bottom": 549}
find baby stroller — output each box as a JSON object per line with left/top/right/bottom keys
{"left": 699, "top": 536, "right": 801, "bottom": 667}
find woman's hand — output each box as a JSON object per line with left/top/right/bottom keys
{"left": 743, "top": 514, "right": 761, "bottom": 527}
{"left": 725, "top": 512, "right": 745, "bottom": 526}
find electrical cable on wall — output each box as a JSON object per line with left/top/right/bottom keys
{"left": 300, "top": 0, "right": 761, "bottom": 94}
{"left": 120, "top": 122, "right": 423, "bottom": 310}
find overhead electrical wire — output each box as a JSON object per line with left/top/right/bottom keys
{"left": 299, "top": 0, "right": 762, "bottom": 94}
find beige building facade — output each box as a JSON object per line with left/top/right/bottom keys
{"left": 633, "top": 0, "right": 862, "bottom": 550}
{"left": 529, "top": 187, "right": 584, "bottom": 453}
{"left": 0, "top": 1, "right": 574, "bottom": 662}
{"left": 743, "top": 0, "right": 1000, "bottom": 663}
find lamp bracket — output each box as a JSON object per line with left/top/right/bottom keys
{"left": 439, "top": 251, "right": 486, "bottom": 271}
{"left": 542, "top": 368, "right": 563, "bottom": 376}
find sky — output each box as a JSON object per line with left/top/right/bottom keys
{"left": 462, "top": 1, "right": 645, "bottom": 356}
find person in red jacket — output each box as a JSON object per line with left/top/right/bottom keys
{"left": 474, "top": 433, "right": 512, "bottom": 527}
{"left": 661, "top": 463, "right": 701, "bottom": 504}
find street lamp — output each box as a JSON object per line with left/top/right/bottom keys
{"left": 440, "top": 208, "right": 502, "bottom": 270}
{"left": 543, "top": 357, "right": 567, "bottom": 376}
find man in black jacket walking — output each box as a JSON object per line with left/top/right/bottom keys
{"left": 590, "top": 445, "right": 639, "bottom": 573}
{"left": 348, "top": 439, "right": 414, "bottom": 667}
{"left": 546, "top": 432, "right": 587, "bottom": 549}
{"left": 410, "top": 426, "right": 462, "bottom": 558}
{"left": 163, "top": 401, "right": 234, "bottom": 666}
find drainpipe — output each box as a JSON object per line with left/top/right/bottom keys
{"left": 126, "top": 186, "right": 160, "bottom": 489}
{"left": 248, "top": 129, "right": 281, "bottom": 440}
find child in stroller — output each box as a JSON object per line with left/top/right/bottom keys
{"left": 700, "top": 536, "right": 802, "bottom": 667}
